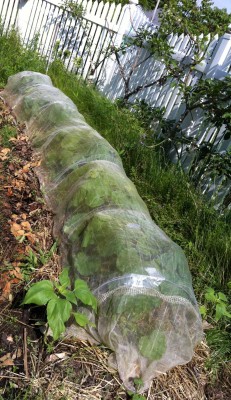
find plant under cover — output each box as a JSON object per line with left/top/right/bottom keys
{"left": 3, "top": 70, "right": 203, "bottom": 392}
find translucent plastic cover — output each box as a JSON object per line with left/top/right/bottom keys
{"left": 3, "top": 71, "right": 203, "bottom": 392}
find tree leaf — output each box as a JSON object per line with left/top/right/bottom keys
{"left": 74, "top": 279, "right": 97, "bottom": 312}
{"left": 73, "top": 312, "right": 90, "bottom": 327}
{"left": 59, "top": 268, "right": 70, "bottom": 288}
{"left": 222, "top": 113, "right": 231, "bottom": 119}
{"left": 23, "top": 280, "right": 57, "bottom": 305}
{"left": 47, "top": 298, "right": 72, "bottom": 340}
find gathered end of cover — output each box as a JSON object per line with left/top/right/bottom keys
{"left": 2, "top": 71, "right": 203, "bottom": 393}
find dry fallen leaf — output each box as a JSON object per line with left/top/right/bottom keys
{"left": 25, "top": 245, "right": 33, "bottom": 254}
{"left": 18, "top": 135, "right": 28, "bottom": 141}
{"left": 22, "top": 163, "right": 31, "bottom": 173}
{"left": 21, "top": 221, "right": 31, "bottom": 231}
{"left": 46, "top": 352, "right": 69, "bottom": 363}
{"left": 0, "top": 353, "right": 11, "bottom": 362}
{"left": 8, "top": 163, "right": 15, "bottom": 171}
{"left": 3, "top": 202, "right": 11, "bottom": 209}
{"left": 3, "top": 359, "right": 15, "bottom": 366}
{"left": 7, "top": 187, "right": 13, "bottom": 197}
{"left": 25, "top": 232, "right": 37, "bottom": 244}
{"left": 12, "top": 348, "right": 22, "bottom": 360}
{"left": 9, "top": 267, "right": 23, "bottom": 280}
{"left": 0, "top": 148, "right": 11, "bottom": 161}
{"left": 6, "top": 335, "right": 14, "bottom": 343}
{"left": 10, "top": 222, "right": 25, "bottom": 238}
{"left": 31, "top": 160, "right": 41, "bottom": 167}
{"left": 12, "top": 178, "right": 26, "bottom": 190}
{"left": 1, "top": 281, "right": 11, "bottom": 300}
{"left": 11, "top": 214, "right": 19, "bottom": 220}
{"left": 1, "top": 148, "right": 11, "bottom": 155}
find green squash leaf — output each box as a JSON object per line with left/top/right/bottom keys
{"left": 23, "top": 280, "right": 57, "bottom": 305}
{"left": 47, "top": 298, "right": 72, "bottom": 340}
{"left": 74, "top": 252, "right": 100, "bottom": 276}
{"left": 73, "top": 312, "right": 90, "bottom": 327}
{"left": 62, "top": 289, "right": 77, "bottom": 305}
{"left": 59, "top": 268, "right": 71, "bottom": 288}
{"left": 139, "top": 330, "right": 166, "bottom": 361}
{"left": 74, "top": 279, "right": 97, "bottom": 312}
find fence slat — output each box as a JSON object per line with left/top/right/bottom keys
{"left": 0, "top": 0, "right": 19, "bottom": 33}
{"left": 205, "top": 33, "right": 231, "bottom": 78}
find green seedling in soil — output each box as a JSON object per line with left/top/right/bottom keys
{"left": 21, "top": 242, "right": 57, "bottom": 281}
{"left": 22, "top": 268, "right": 97, "bottom": 340}
{"left": 131, "top": 395, "right": 147, "bottom": 400}
{"left": 37, "top": 241, "right": 57, "bottom": 265}
{"left": 127, "top": 378, "right": 147, "bottom": 399}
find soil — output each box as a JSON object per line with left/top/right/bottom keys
{"left": 0, "top": 96, "right": 230, "bottom": 400}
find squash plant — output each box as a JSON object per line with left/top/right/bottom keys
{"left": 23, "top": 268, "right": 97, "bottom": 340}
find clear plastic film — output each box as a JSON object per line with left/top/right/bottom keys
{"left": 3, "top": 71, "right": 203, "bottom": 392}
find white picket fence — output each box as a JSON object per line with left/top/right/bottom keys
{"left": 98, "top": 4, "right": 231, "bottom": 205}
{"left": 0, "top": 0, "right": 19, "bottom": 30}
{"left": 0, "top": 0, "right": 230, "bottom": 207}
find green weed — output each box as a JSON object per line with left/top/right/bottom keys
{"left": 0, "top": 125, "right": 17, "bottom": 146}
{"left": 0, "top": 26, "right": 46, "bottom": 87}
{"left": 21, "top": 243, "right": 58, "bottom": 281}
{"left": 23, "top": 268, "right": 97, "bottom": 340}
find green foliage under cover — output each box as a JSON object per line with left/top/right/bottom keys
{"left": 138, "top": 330, "right": 167, "bottom": 361}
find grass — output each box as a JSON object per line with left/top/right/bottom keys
{"left": 0, "top": 27, "right": 230, "bottom": 381}
{"left": 0, "top": 126, "right": 17, "bottom": 146}
{"left": 0, "top": 26, "right": 45, "bottom": 88}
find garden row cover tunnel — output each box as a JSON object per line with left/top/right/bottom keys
{"left": 3, "top": 71, "right": 203, "bottom": 392}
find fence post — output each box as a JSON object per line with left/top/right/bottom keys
{"left": 115, "top": 0, "right": 140, "bottom": 45}
{"left": 98, "top": 1, "right": 141, "bottom": 92}
{"left": 204, "top": 33, "right": 231, "bottom": 78}
{"left": 16, "top": 0, "right": 34, "bottom": 40}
